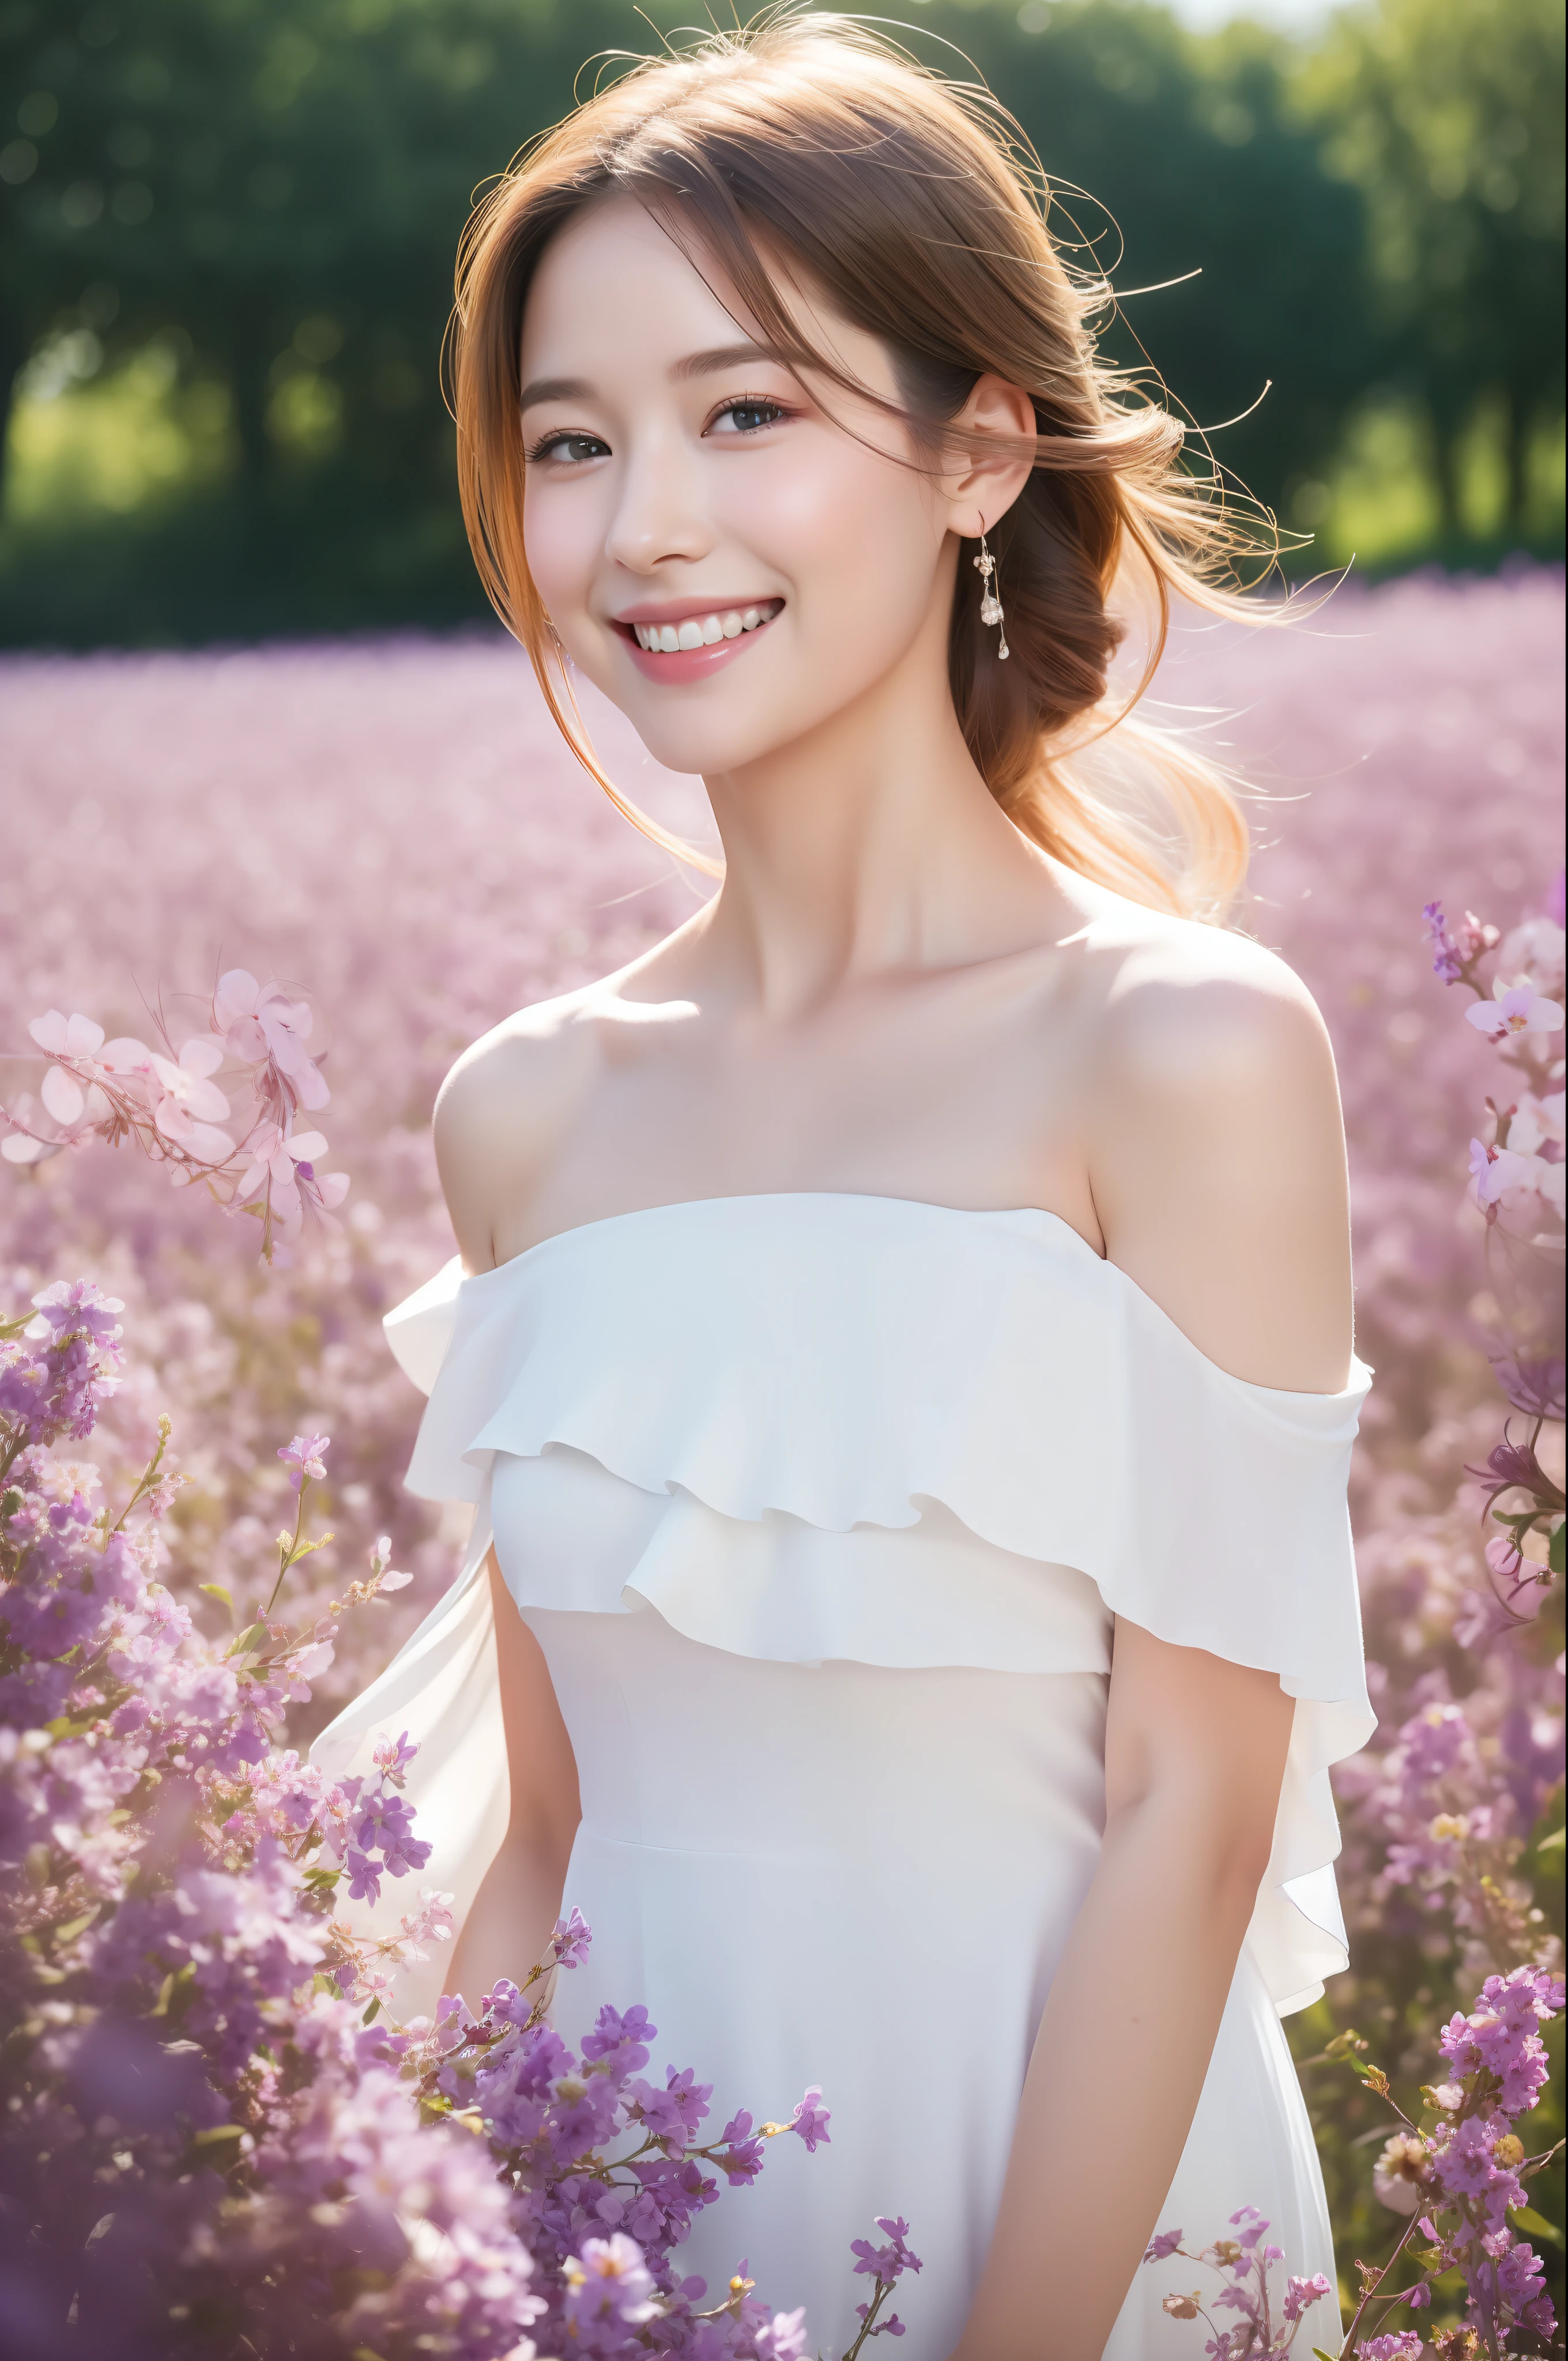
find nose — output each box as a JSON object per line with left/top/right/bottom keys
{"left": 602, "top": 432, "right": 713, "bottom": 576}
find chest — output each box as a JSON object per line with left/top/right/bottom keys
{"left": 515, "top": 973, "right": 1100, "bottom": 1258}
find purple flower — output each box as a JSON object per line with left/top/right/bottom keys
{"left": 1359, "top": 2337, "right": 1425, "bottom": 2361}
{"left": 1423, "top": 899, "right": 1464, "bottom": 982}
{"left": 0, "top": 1281, "right": 125, "bottom": 1448}
{"left": 850, "top": 2215, "right": 923, "bottom": 2281}
{"left": 551, "top": 1904, "right": 591, "bottom": 1968}
{"left": 1491, "top": 1353, "right": 1567, "bottom": 1419}
{"left": 1438, "top": 1966, "right": 1565, "bottom": 2118}
{"left": 353, "top": 1787, "right": 432, "bottom": 1880}
{"left": 277, "top": 1431, "right": 330, "bottom": 1490}
{"left": 342, "top": 1843, "right": 383, "bottom": 1903}
{"left": 1464, "top": 1428, "right": 1557, "bottom": 1505}
{"left": 715, "top": 2109, "right": 768, "bottom": 2186}
{"left": 370, "top": 1728, "right": 417, "bottom": 1785}
{"left": 562, "top": 2232, "right": 657, "bottom": 2339}
{"left": 787, "top": 2084, "right": 831, "bottom": 2153}
{"left": 756, "top": 2309, "right": 810, "bottom": 2359}
{"left": 581, "top": 2002, "right": 655, "bottom": 2073}
{"left": 1144, "top": 2227, "right": 1185, "bottom": 2262}
{"left": 1283, "top": 2271, "right": 1333, "bottom": 2322}
{"left": 627, "top": 2064, "right": 713, "bottom": 2151}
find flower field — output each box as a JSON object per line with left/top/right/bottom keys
{"left": 1, "top": 564, "right": 1563, "bottom": 2355}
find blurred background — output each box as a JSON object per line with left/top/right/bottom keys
{"left": 1, "top": 0, "right": 1563, "bottom": 647}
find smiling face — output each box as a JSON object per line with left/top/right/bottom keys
{"left": 518, "top": 197, "right": 963, "bottom": 780}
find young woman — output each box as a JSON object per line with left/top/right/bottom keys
{"left": 317, "top": 17, "right": 1373, "bottom": 2355}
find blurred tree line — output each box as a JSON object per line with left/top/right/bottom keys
{"left": 0, "top": 0, "right": 1561, "bottom": 644}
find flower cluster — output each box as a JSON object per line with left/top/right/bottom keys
{"left": 1, "top": 1285, "right": 924, "bottom": 2357}
{"left": 847, "top": 2215, "right": 925, "bottom": 2347}
{"left": 1422, "top": 894, "right": 1564, "bottom": 1244}
{"left": 1330, "top": 891, "right": 1563, "bottom": 2009}
{"left": 0, "top": 1306, "right": 538, "bottom": 2357}
{"left": 2, "top": 971, "right": 349, "bottom": 1259}
{"left": 414, "top": 1937, "right": 827, "bottom": 2358}
{"left": 1142, "top": 2205, "right": 1334, "bottom": 2354}
{"left": 0, "top": 1276, "right": 125, "bottom": 1468}
{"left": 1294, "top": 1965, "right": 1565, "bottom": 2355}
{"left": 1359, "top": 1695, "right": 1544, "bottom": 1974}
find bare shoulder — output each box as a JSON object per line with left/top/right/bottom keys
{"left": 432, "top": 985, "right": 608, "bottom": 1273}
{"left": 1075, "top": 897, "right": 1352, "bottom": 1390}
{"left": 1093, "top": 904, "right": 1335, "bottom": 1102}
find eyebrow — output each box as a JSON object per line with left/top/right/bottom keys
{"left": 518, "top": 341, "right": 791, "bottom": 412}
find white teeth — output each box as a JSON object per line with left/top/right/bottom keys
{"left": 631, "top": 601, "right": 779, "bottom": 652}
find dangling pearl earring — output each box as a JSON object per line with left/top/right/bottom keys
{"left": 973, "top": 529, "right": 1009, "bottom": 660}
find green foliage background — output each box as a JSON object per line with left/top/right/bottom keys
{"left": 0, "top": 0, "right": 1562, "bottom": 634}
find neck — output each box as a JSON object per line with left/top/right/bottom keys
{"left": 694, "top": 595, "right": 1065, "bottom": 1019}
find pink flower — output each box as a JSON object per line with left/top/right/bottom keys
{"left": 236, "top": 1125, "right": 341, "bottom": 1233}
{"left": 287, "top": 1640, "right": 336, "bottom": 1681}
{"left": 1469, "top": 1138, "right": 1541, "bottom": 1209}
{"left": 1497, "top": 914, "right": 1566, "bottom": 1003}
{"left": 1283, "top": 2271, "right": 1333, "bottom": 2322}
{"left": 278, "top": 1432, "right": 330, "bottom": 1491}
{"left": 1507, "top": 1088, "right": 1565, "bottom": 1159}
{"left": 1466, "top": 977, "right": 1565, "bottom": 1043}
{"left": 29, "top": 1010, "right": 105, "bottom": 1127}
{"left": 28, "top": 1008, "right": 107, "bottom": 1065}
{"left": 25, "top": 1010, "right": 155, "bottom": 1129}
{"left": 212, "top": 970, "right": 330, "bottom": 1109}
{"left": 149, "top": 1039, "right": 233, "bottom": 1158}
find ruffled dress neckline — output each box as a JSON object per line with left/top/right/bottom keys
{"left": 320, "top": 1190, "right": 1374, "bottom": 2021}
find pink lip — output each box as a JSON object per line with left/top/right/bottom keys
{"left": 613, "top": 597, "right": 776, "bottom": 627}
{"left": 613, "top": 604, "right": 781, "bottom": 685}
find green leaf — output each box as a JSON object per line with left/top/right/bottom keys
{"left": 191, "top": 2124, "right": 246, "bottom": 2147}
{"left": 1510, "top": 2205, "right": 1565, "bottom": 2248}
{"left": 283, "top": 1530, "right": 335, "bottom": 1569}
{"left": 1551, "top": 1519, "right": 1565, "bottom": 1575}
{"left": 150, "top": 1962, "right": 194, "bottom": 2017}
{"left": 362, "top": 1997, "right": 380, "bottom": 2024}
{"left": 51, "top": 1907, "right": 99, "bottom": 1944}
{"left": 199, "top": 1583, "right": 234, "bottom": 1616}
{"left": 1536, "top": 1824, "right": 1566, "bottom": 1853}
{"left": 43, "top": 1710, "right": 104, "bottom": 1740}
{"left": 225, "top": 1621, "right": 265, "bottom": 1659}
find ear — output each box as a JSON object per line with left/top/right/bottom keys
{"left": 940, "top": 374, "right": 1036, "bottom": 539}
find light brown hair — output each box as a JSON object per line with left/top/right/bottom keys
{"left": 450, "top": 9, "right": 1273, "bottom": 918}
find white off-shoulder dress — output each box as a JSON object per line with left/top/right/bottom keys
{"left": 315, "top": 1194, "right": 1373, "bottom": 2359}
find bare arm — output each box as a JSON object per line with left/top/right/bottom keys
{"left": 953, "top": 951, "right": 1353, "bottom": 2360}
{"left": 444, "top": 1555, "right": 582, "bottom": 2006}
{"left": 433, "top": 1046, "right": 586, "bottom": 2007}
